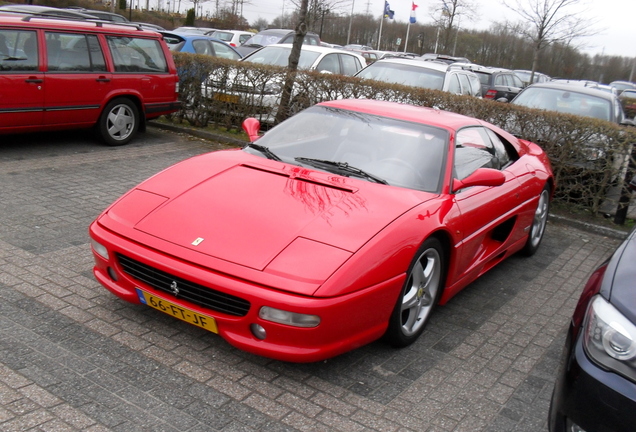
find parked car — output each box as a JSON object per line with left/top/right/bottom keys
{"left": 514, "top": 69, "right": 551, "bottom": 87}
{"left": 64, "top": 8, "right": 128, "bottom": 22}
{"left": 619, "top": 89, "right": 636, "bottom": 120}
{"left": 0, "top": 14, "right": 180, "bottom": 145}
{"left": 172, "top": 26, "right": 217, "bottom": 35}
{"left": 511, "top": 82, "right": 629, "bottom": 125}
{"left": 610, "top": 80, "right": 636, "bottom": 95}
{"left": 354, "top": 58, "right": 482, "bottom": 97}
{"left": 236, "top": 28, "right": 321, "bottom": 57}
{"left": 203, "top": 44, "right": 366, "bottom": 123}
{"left": 453, "top": 64, "right": 523, "bottom": 101}
{"left": 420, "top": 53, "right": 471, "bottom": 64}
{"left": 161, "top": 31, "right": 242, "bottom": 59}
{"left": 89, "top": 98, "right": 553, "bottom": 362}
{"left": 548, "top": 227, "right": 636, "bottom": 432}
{"left": 209, "top": 29, "right": 255, "bottom": 47}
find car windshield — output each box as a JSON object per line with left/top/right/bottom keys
{"left": 513, "top": 87, "right": 612, "bottom": 122}
{"left": 248, "top": 106, "right": 449, "bottom": 192}
{"left": 242, "top": 46, "right": 320, "bottom": 69}
{"left": 211, "top": 31, "right": 232, "bottom": 42}
{"left": 356, "top": 62, "right": 446, "bottom": 90}
{"left": 242, "top": 33, "right": 284, "bottom": 47}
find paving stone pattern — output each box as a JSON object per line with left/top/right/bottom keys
{"left": 0, "top": 128, "right": 622, "bottom": 431}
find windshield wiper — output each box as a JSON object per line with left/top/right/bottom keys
{"left": 295, "top": 157, "right": 388, "bottom": 185}
{"left": 1, "top": 55, "right": 27, "bottom": 61}
{"left": 245, "top": 143, "right": 281, "bottom": 161}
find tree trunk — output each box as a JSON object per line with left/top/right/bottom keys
{"left": 275, "top": 0, "right": 309, "bottom": 124}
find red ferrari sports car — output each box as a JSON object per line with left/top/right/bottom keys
{"left": 89, "top": 99, "right": 553, "bottom": 362}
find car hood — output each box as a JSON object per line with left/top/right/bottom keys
{"left": 99, "top": 150, "right": 433, "bottom": 287}
{"left": 604, "top": 229, "right": 636, "bottom": 324}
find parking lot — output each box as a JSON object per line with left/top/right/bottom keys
{"left": 0, "top": 126, "right": 624, "bottom": 432}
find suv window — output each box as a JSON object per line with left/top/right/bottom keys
{"left": 46, "top": 32, "right": 107, "bottom": 72}
{"left": 447, "top": 74, "right": 461, "bottom": 94}
{"left": 0, "top": 29, "right": 38, "bottom": 71}
{"left": 340, "top": 53, "right": 361, "bottom": 76}
{"left": 106, "top": 36, "right": 168, "bottom": 73}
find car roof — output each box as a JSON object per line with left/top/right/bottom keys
{"left": 523, "top": 81, "right": 618, "bottom": 100}
{"left": 0, "top": 13, "right": 163, "bottom": 36}
{"left": 0, "top": 4, "right": 98, "bottom": 19}
{"left": 373, "top": 57, "right": 451, "bottom": 72}
{"left": 253, "top": 43, "right": 359, "bottom": 55}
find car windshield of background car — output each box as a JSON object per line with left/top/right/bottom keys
{"left": 513, "top": 88, "right": 611, "bottom": 121}
{"left": 356, "top": 62, "right": 445, "bottom": 90}
{"left": 242, "top": 33, "right": 283, "bottom": 47}
{"left": 250, "top": 106, "right": 449, "bottom": 192}
{"left": 211, "top": 31, "right": 233, "bottom": 42}
{"left": 243, "top": 46, "right": 320, "bottom": 69}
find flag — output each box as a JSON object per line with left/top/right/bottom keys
{"left": 410, "top": 2, "right": 418, "bottom": 24}
{"left": 384, "top": 1, "right": 394, "bottom": 19}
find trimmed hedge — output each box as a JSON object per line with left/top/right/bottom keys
{"left": 172, "top": 52, "right": 636, "bottom": 217}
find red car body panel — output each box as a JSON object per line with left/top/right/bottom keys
{"left": 89, "top": 100, "right": 553, "bottom": 362}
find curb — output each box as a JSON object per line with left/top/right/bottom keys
{"left": 149, "top": 120, "right": 246, "bottom": 147}
{"left": 149, "top": 121, "right": 631, "bottom": 241}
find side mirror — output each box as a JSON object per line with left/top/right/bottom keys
{"left": 453, "top": 168, "right": 506, "bottom": 192}
{"left": 242, "top": 117, "right": 261, "bottom": 142}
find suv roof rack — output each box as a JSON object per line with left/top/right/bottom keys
{"left": 20, "top": 14, "right": 147, "bottom": 31}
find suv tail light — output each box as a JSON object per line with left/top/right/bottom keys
{"left": 485, "top": 89, "right": 497, "bottom": 99}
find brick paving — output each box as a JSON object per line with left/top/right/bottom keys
{"left": 0, "top": 127, "right": 624, "bottom": 431}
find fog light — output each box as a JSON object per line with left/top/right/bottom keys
{"left": 251, "top": 323, "right": 267, "bottom": 340}
{"left": 259, "top": 306, "right": 320, "bottom": 328}
{"left": 91, "top": 239, "right": 109, "bottom": 260}
{"left": 107, "top": 267, "right": 118, "bottom": 282}
{"left": 566, "top": 418, "right": 587, "bottom": 432}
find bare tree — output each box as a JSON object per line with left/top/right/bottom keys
{"left": 289, "top": 0, "right": 349, "bottom": 33}
{"left": 504, "top": 0, "right": 598, "bottom": 82}
{"left": 429, "top": 0, "right": 478, "bottom": 53}
{"left": 275, "top": 0, "right": 309, "bottom": 124}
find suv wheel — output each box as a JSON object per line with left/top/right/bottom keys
{"left": 99, "top": 98, "right": 139, "bottom": 146}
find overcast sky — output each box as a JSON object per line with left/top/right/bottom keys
{"left": 217, "top": 0, "right": 634, "bottom": 58}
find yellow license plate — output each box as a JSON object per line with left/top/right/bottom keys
{"left": 213, "top": 93, "right": 240, "bottom": 104}
{"left": 136, "top": 288, "right": 218, "bottom": 333}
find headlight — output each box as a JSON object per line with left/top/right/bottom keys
{"left": 583, "top": 295, "right": 636, "bottom": 380}
{"left": 91, "top": 239, "right": 109, "bottom": 260}
{"left": 259, "top": 306, "right": 320, "bottom": 328}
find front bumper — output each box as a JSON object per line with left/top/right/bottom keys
{"left": 550, "top": 326, "right": 636, "bottom": 432}
{"left": 89, "top": 221, "right": 403, "bottom": 363}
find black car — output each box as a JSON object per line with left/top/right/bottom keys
{"left": 452, "top": 64, "right": 523, "bottom": 102}
{"left": 236, "top": 29, "right": 321, "bottom": 57}
{"left": 511, "top": 82, "right": 629, "bottom": 125}
{"left": 549, "top": 228, "right": 636, "bottom": 432}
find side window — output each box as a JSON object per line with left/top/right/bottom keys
{"left": 447, "top": 74, "right": 461, "bottom": 94}
{"left": 494, "top": 74, "right": 505, "bottom": 86}
{"left": 316, "top": 54, "right": 339, "bottom": 74}
{"left": 484, "top": 128, "right": 516, "bottom": 168}
{"left": 340, "top": 54, "right": 361, "bottom": 76}
{"left": 107, "top": 36, "right": 168, "bottom": 73}
{"left": 468, "top": 74, "right": 481, "bottom": 96}
{"left": 46, "top": 33, "right": 106, "bottom": 72}
{"left": 454, "top": 127, "right": 498, "bottom": 180}
{"left": 192, "top": 39, "right": 212, "bottom": 55}
{"left": 457, "top": 73, "right": 471, "bottom": 95}
{"left": 0, "top": 30, "right": 38, "bottom": 72}
{"left": 511, "top": 74, "right": 523, "bottom": 88}
{"left": 239, "top": 34, "right": 251, "bottom": 44}
{"left": 210, "top": 41, "right": 241, "bottom": 60}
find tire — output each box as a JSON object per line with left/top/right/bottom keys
{"left": 98, "top": 98, "right": 139, "bottom": 146}
{"left": 384, "top": 237, "right": 445, "bottom": 347}
{"left": 521, "top": 184, "right": 550, "bottom": 256}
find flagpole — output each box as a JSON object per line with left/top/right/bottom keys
{"left": 404, "top": 21, "right": 411, "bottom": 53}
{"left": 377, "top": 7, "right": 384, "bottom": 50}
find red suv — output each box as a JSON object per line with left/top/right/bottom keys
{"left": 0, "top": 14, "right": 180, "bottom": 145}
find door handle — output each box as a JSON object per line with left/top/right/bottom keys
{"left": 25, "top": 78, "right": 43, "bottom": 83}
{"left": 96, "top": 77, "right": 111, "bottom": 82}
